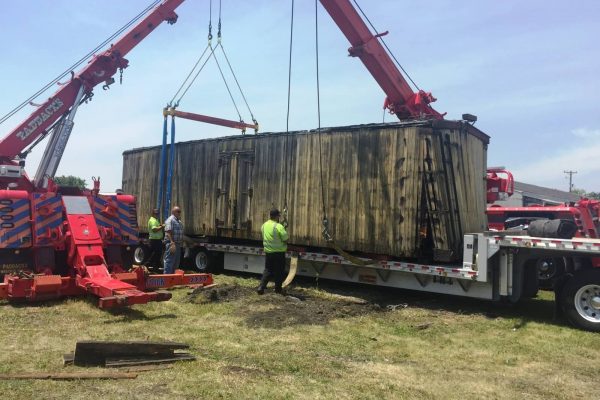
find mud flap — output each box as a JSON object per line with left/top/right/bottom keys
{"left": 282, "top": 255, "right": 298, "bottom": 288}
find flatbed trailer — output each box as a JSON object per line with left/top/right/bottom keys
{"left": 150, "top": 232, "right": 600, "bottom": 332}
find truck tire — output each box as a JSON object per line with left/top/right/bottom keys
{"left": 559, "top": 269, "right": 600, "bottom": 332}
{"left": 186, "top": 249, "right": 210, "bottom": 272}
{"left": 133, "top": 245, "right": 150, "bottom": 265}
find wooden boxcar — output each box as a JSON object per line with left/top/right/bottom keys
{"left": 122, "top": 120, "right": 489, "bottom": 262}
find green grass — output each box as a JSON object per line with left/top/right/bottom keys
{"left": 0, "top": 274, "right": 598, "bottom": 400}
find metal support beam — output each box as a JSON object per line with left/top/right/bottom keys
{"left": 33, "top": 86, "right": 86, "bottom": 188}
{"left": 167, "top": 108, "right": 258, "bottom": 133}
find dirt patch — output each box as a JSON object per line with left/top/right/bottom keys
{"left": 241, "top": 290, "right": 385, "bottom": 329}
{"left": 187, "top": 284, "right": 252, "bottom": 304}
{"left": 187, "top": 283, "right": 386, "bottom": 328}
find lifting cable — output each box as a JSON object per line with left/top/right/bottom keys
{"left": 208, "top": 44, "right": 243, "bottom": 122}
{"left": 168, "top": 0, "right": 218, "bottom": 108}
{"left": 168, "top": 45, "right": 212, "bottom": 107}
{"left": 314, "top": 0, "right": 329, "bottom": 241}
{"left": 314, "top": 0, "right": 375, "bottom": 266}
{"left": 167, "top": 0, "right": 256, "bottom": 128}
{"left": 216, "top": 35, "right": 257, "bottom": 124}
{"left": 158, "top": 0, "right": 258, "bottom": 218}
{"left": 210, "top": 0, "right": 257, "bottom": 124}
{"left": 217, "top": 47, "right": 256, "bottom": 124}
{"left": 285, "top": 0, "right": 295, "bottom": 133}
{"left": 351, "top": 0, "right": 420, "bottom": 91}
{"left": 281, "top": 0, "right": 295, "bottom": 228}
{"left": 0, "top": 0, "right": 161, "bottom": 127}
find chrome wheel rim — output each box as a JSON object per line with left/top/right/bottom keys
{"left": 134, "top": 247, "right": 145, "bottom": 264}
{"left": 195, "top": 252, "right": 208, "bottom": 271}
{"left": 574, "top": 284, "right": 600, "bottom": 323}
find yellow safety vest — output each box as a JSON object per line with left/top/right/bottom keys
{"left": 261, "top": 219, "right": 288, "bottom": 253}
{"left": 148, "top": 217, "right": 163, "bottom": 240}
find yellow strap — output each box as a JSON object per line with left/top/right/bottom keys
{"left": 282, "top": 255, "right": 298, "bottom": 288}
{"left": 329, "top": 240, "right": 376, "bottom": 266}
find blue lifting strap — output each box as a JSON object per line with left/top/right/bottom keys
{"left": 164, "top": 115, "right": 176, "bottom": 220}
{"left": 156, "top": 115, "right": 168, "bottom": 221}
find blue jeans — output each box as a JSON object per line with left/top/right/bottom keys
{"left": 163, "top": 242, "right": 181, "bottom": 274}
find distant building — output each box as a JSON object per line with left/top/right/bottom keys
{"left": 494, "top": 181, "right": 580, "bottom": 207}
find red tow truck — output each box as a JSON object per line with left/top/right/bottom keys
{"left": 486, "top": 170, "right": 600, "bottom": 287}
{"left": 0, "top": 0, "right": 212, "bottom": 308}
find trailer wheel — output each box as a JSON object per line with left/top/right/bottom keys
{"left": 560, "top": 269, "right": 600, "bottom": 332}
{"left": 133, "top": 245, "right": 149, "bottom": 265}
{"left": 187, "top": 249, "right": 210, "bottom": 272}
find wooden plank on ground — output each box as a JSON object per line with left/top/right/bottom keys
{"left": 105, "top": 353, "right": 196, "bottom": 368}
{"left": 74, "top": 341, "right": 189, "bottom": 366}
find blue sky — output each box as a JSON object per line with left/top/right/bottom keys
{"left": 0, "top": 0, "right": 599, "bottom": 193}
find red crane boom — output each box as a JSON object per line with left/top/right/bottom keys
{"left": 0, "top": 0, "right": 213, "bottom": 309}
{"left": 319, "top": 0, "right": 443, "bottom": 120}
{"left": 0, "top": 0, "right": 184, "bottom": 161}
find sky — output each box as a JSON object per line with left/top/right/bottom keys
{"left": 0, "top": 0, "right": 598, "bottom": 193}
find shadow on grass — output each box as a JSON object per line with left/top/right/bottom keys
{"left": 104, "top": 307, "right": 178, "bottom": 323}
{"left": 225, "top": 272, "right": 568, "bottom": 331}
{"left": 0, "top": 297, "right": 72, "bottom": 309}
{"left": 406, "top": 292, "right": 559, "bottom": 330}
{"left": 1, "top": 296, "right": 179, "bottom": 323}
{"left": 343, "top": 278, "right": 567, "bottom": 329}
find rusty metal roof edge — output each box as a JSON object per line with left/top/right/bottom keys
{"left": 430, "top": 120, "right": 490, "bottom": 144}
{"left": 122, "top": 119, "right": 489, "bottom": 155}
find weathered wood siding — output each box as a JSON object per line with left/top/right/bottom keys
{"left": 123, "top": 121, "right": 488, "bottom": 261}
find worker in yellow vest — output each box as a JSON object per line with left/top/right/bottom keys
{"left": 147, "top": 208, "right": 164, "bottom": 270}
{"left": 257, "top": 208, "right": 289, "bottom": 295}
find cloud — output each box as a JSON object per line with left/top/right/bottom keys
{"left": 572, "top": 127, "right": 600, "bottom": 138}
{"left": 511, "top": 143, "right": 600, "bottom": 190}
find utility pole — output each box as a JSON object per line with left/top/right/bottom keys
{"left": 564, "top": 170, "right": 577, "bottom": 192}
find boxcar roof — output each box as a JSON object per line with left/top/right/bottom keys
{"left": 123, "top": 120, "right": 489, "bottom": 155}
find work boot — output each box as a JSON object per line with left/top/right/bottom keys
{"left": 256, "top": 287, "right": 265, "bottom": 295}
{"left": 275, "top": 287, "right": 285, "bottom": 296}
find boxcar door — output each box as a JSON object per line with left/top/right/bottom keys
{"left": 215, "top": 150, "right": 254, "bottom": 237}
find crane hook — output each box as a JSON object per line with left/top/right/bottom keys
{"left": 102, "top": 77, "right": 115, "bottom": 90}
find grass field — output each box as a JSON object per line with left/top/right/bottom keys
{"left": 0, "top": 273, "right": 599, "bottom": 400}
